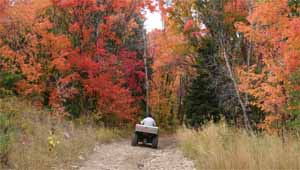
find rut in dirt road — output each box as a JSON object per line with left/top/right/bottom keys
{"left": 79, "top": 137, "right": 196, "bottom": 170}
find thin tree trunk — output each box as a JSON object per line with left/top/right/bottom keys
{"left": 245, "top": 41, "right": 252, "bottom": 111}
{"left": 142, "top": 29, "right": 150, "bottom": 115}
{"left": 281, "top": 116, "right": 286, "bottom": 144}
{"left": 221, "top": 45, "right": 253, "bottom": 132}
{"left": 245, "top": 0, "right": 254, "bottom": 113}
{"left": 281, "top": 81, "right": 288, "bottom": 144}
{"left": 178, "top": 75, "right": 184, "bottom": 125}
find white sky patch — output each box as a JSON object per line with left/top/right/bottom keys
{"left": 144, "top": 10, "right": 163, "bottom": 32}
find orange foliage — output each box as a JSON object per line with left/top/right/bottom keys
{"left": 224, "top": 0, "right": 248, "bottom": 23}
{"left": 1, "top": 0, "right": 62, "bottom": 92}
{"left": 148, "top": 16, "right": 194, "bottom": 125}
{"left": 257, "top": 114, "right": 281, "bottom": 135}
{"left": 0, "top": 0, "right": 147, "bottom": 121}
{"left": 237, "top": 0, "right": 300, "bottom": 130}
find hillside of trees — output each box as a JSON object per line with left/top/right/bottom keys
{"left": 1, "top": 0, "right": 300, "bottom": 169}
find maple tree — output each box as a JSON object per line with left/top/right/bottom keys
{"left": 236, "top": 0, "right": 300, "bottom": 134}
{"left": 148, "top": 10, "right": 195, "bottom": 127}
{"left": 0, "top": 0, "right": 147, "bottom": 123}
{"left": 51, "top": 0, "right": 148, "bottom": 121}
{"left": 0, "top": 0, "right": 75, "bottom": 118}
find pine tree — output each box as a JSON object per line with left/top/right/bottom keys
{"left": 184, "top": 38, "right": 221, "bottom": 127}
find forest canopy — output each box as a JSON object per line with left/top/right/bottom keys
{"left": 0, "top": 0, "right": 300, "bottom": 135}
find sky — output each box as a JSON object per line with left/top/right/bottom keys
{"left": 144, "top": 9, "right": 163, "bottom": 32}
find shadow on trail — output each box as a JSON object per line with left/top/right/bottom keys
{"left": 132, "top": 135, "right": 176, "bottom": 150}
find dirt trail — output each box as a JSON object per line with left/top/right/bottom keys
{"left": 79, "top": 137, "right": 196, "bottom": 170}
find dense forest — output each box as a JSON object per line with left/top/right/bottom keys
{"left": 1, "top": 0, "right": 300, "bottom": 169}
{"left": 151, "top": 0, "right": 300, "bottom": 135}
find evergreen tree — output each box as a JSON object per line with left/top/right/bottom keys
{"left": 184, "top": 38, "right": 221, "bottom": 127}
{"left": 185, "top": 71, "right": 221, "bottom": 127}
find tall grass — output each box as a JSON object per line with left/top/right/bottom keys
{"left": 0, "top": 97, "right": 122, "bottom": 170}
{"left": 177, "top": 123, "right": 300, "bottom": 170}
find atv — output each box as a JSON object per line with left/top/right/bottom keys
{"left": 131, "top": 124, "right": 159, "bottom": 148}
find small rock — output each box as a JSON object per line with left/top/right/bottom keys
{"left": 93, "top": 145, "right": 100, "bottom": 151}
{"left": 71, "top": 165, "right": 79, "bottom": 169}
{"left": 137, "top": 163, "right": 144, "bottom": 169}
{"left": 78, "top": 155, "right": 85, "bottom": 160}
{"left": 64, "top": 131, "right": 71, "bottom": 139}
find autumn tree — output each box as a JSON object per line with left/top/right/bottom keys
{"left": 168, "top": 0, "right": 255, "bottom": 129}
{"left": 148, "top": 12, "right": 194, "bottom": 128}
{"left": 0, "top": 0, "right": 70, "bottom": 107}
{"left": 237, "top": 0, "right": 300, "bottom": 135}
{"left": 0, "top": 0, "right": 148, "bottom": 124}
{"left": 45, "top": 0, "right": 148, "bottom": 123}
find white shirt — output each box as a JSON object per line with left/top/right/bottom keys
{"left": 141, "top": 117, "right": 156, "bottom": 127}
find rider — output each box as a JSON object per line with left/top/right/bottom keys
{"left": 140, "top": 113, "right": 156, "bottom": 127}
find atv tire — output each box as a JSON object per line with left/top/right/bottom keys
{"left": 152, "top": 135, "right": 158, "bottom": 148}
{"left": 131, "top": 133, "right": 138, "bottom": 146}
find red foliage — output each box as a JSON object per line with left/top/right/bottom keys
{"left": 183, "top": 19, "right": 194, "bottom": 32}
{"left": 49, "top": 0, "right": 146, "bottom": 120}
{"left": 0, "top": 0, "right": 146, "bottom": 121}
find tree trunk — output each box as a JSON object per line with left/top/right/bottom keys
{"left": 178, "top": 75, "right": 184, "bottom": 125}
{"left": 245, "top": 0, "right": 254, "bottom": 113}
{"left": 142, "top": 29, "right": 150, "bottom": 115}
{"left": 245, "top": 41, "right": 252, "bottom": 112}
{"left": 221, "top": 45, "right": 253, "bottom": 133}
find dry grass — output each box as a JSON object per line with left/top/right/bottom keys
{"left": 177, "top": 123, "right": 300, "bottom": 170}
{"left": 0, "top": 97, "right": 122, "bottom": 170}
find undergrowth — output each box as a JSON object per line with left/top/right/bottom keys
{"left": 177, "top": 123, "right": 300, "bottom": 170}
{"left": 0, "top": 97, "right": 122, "bottom": 170}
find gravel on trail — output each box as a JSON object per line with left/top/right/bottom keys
{"left": 78, "top": 137, "right": 196, "bottom": 170}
